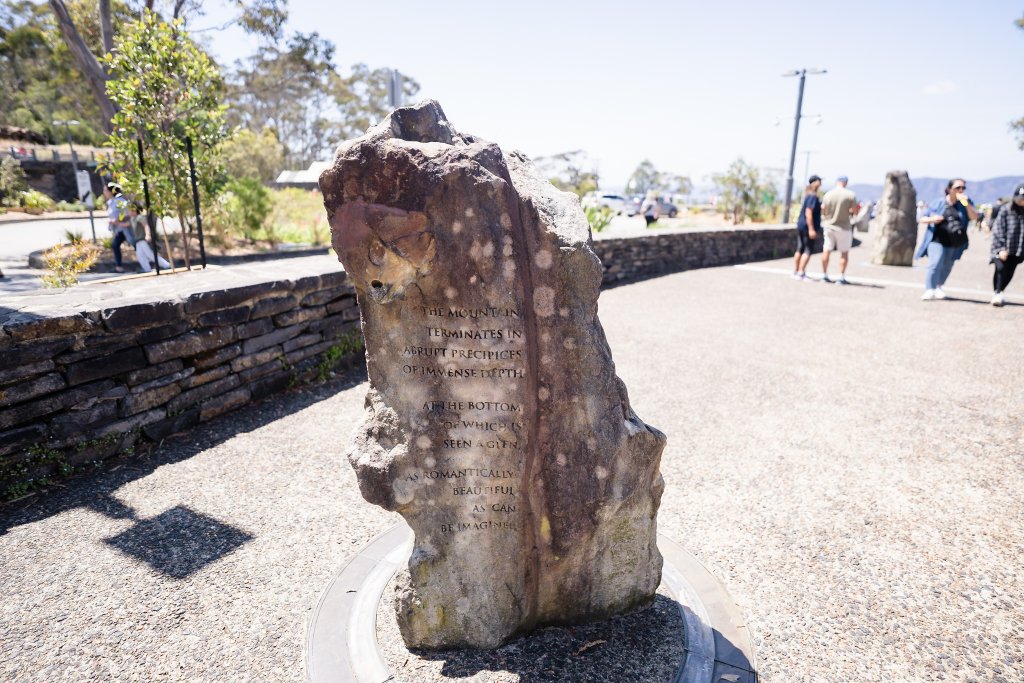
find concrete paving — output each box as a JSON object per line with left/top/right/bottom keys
{"left": 1, "top": 230, "right": 1022, "bottom": 682}
{"left": 0, "top": 216, "right": 101, "bottom": 260}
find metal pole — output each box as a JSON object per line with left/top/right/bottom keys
{"left": 185, "top": 137, "right": 207, "bottom": 269}
{"left": 136, "top": 138, "right": 161, "bottom": 275}
{"left": 64, "top": 123, "right": 77, "bottom": 175}
{"left": 87, "top": 204, "right": 97, "bottom": 245}
{"left": 63, "top": 121, "right": 96, "bottom": 243}
{"left": 782, "top": 70, "right": 806, "bottom": 224}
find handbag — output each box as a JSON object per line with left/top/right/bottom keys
{"left": 934, "top": 204, "right": 968, "bottom": 248}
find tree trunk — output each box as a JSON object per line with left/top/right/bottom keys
{"left": 98, "top": 0, "right": 114, "bottom": 56}
{"left": 158, "top": 216, "right": 176, "bottom": 272}
{"left": 48, "top": 0, "right": 116, "bottom": 133}
{"left": 168, "top": 165, "right": 192, "bottom": 270}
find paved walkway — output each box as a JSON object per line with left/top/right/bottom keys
{"left": 1, "top": 231, "right": 1022, "bottom": 682}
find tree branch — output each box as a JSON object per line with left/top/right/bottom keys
{"left": 48, "top": 0, "right": 116, "bottom": 132}
{"left": 98, "top": 0, "right": 114, "bottom": 56}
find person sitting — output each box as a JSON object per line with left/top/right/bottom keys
{"left": 129, "top": 204, "right": 171, "bottom": 273}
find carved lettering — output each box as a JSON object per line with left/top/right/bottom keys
{"left": 423, "top": 468, "right": 517, "bottom": 479}
{"left": 421, "top": 401, "right": 523, "bottom": 412}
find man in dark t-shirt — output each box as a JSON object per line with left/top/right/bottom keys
{"left": 792, "top": 175, "right": 822, "bottom": 280}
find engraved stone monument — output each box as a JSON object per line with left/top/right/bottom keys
{"left": 319, "top": 101, "right": 666, "bottom": 650}
{"left": 871, "top": 170, "right": 918, "bottom": 266}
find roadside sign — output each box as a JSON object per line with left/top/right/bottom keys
{"left": 75, "top": 170, "right": 94, "bottom": 208}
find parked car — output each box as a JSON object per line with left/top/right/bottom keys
{"left": 626, "top": 194, "right": 679, "bottom": 218}
{"left": 624, "top": 195, "right": 643, "bottom": 216}
{"left": 657, "top": 198, "right": 679, "bottom": 218}
{"left": 581, "top": 192, "right": 628, "bottom": 215}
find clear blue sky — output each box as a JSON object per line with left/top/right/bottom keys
{"left": 199, "top": 0, "right": 1023, "bottom": 191}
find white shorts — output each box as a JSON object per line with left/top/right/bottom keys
{"left": 824, "top": 227, "right": 853, "bottom": 252}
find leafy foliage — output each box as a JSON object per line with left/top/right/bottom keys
{"left": 266, "top": 187, "right": 328, "bottom": 246}
{"left": 204, "top": 186, "right": 326, "bottom": 248}
{"left": 625, "top": 159, "right": 692, "bottom": 197}
{"left": 103, "top": 12, "right": 229, "bottom": 265}
{"left": 225, "top": 177, "right": 271, "bottom": 239}
{"left": 220, "top": 127, "right": 285, "bottom": 182}
{"left": 226, "top": 35, "right": 420, "bottom": 166}
{"left": 535, "top": 150, "right": 599, "bottom": 197}
{"left": 0, "top": 155, "right": 28, "bottom": 203}
{"left": 711, "top": 157, "right": 775, "bottom": 225}
{"left": 584, "top": 205, "right": 614, "bottom": 234}
{"left": 0, "top": 0, "right": 133, "bottom": 143}
{"left": 41, "top": 239, "right": 98, "bottom": 287}
{"left": 16, "top": 188, "right": 55, "bottom": 212}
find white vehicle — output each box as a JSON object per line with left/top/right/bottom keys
{"left": 581, "top": 192, "right": 627, "bottom": 215}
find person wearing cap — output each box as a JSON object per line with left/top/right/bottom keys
{"left": 989, "top": 182, "right": 1024, "bottom": 306}
{"left": 819, "top": 176, "right": 857, "bottom": 284}
{"left": 103, "top": 182, "right": 134, "bottom": 273}
{"left": 915, "top": 178, "right": 978, "bottom": 300}
{"left": 792, "top": 175, "right": 822, "bottom": 280}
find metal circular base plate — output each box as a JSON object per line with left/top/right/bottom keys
{"left": 306, "top": 524, "right": 757, "bottom": 683}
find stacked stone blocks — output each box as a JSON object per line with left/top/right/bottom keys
{"left": 0, "top": 272, "right": 361, "bottom": 500}
{"left": 593, "top": 228, "right": 794, "bottom": 285}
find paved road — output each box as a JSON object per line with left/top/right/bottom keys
{"left": 0, "top": 217, "right": 100, "bottom": 260}
{"left": 1, "top": 233, "right": 1022, "bottom": 682}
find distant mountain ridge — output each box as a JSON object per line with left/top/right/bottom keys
{"left": 848, "top": 176, "right": 1023, "bottom": 205}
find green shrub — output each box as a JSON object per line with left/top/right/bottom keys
{"left": 41, "top": 241, "right": 99, "bottom": 288}
{"left": 267, "top": 188, "right": 329, "bottom": 246}
{"left": 0, "top": 156, "right": 28, "bottom": 206}
{"left": 55, "top": 200, "right": 85, "bottom": 212}
{"left": 585, "top": 205, "right": 614, "bottom": 233}
{"left": 17, "top": 189, "right": 55, "bottom": 213}
{"left": 64, "top": 228, "right": 85, "bottom": 244}
{"left": 227, "top": 177, "right": 271, "bottom": 241}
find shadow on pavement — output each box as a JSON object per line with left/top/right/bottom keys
{"left": 939, "top": 296, "right": 1023, "bottom": 307}
{"left": 403, "top": 595, "right": 756, "bottom": 683}
{"left": 0, "top": 365, "right": 368, "bottom": 536}
{"left": 832, "top": 280, "right": 884, "bottom": 289}
{"left": 103, "top": 504, "right": 254, "bottom": 579}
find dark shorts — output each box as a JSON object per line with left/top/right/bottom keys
{"left": 795, "top": 229, "right": 814, "bottom": 255}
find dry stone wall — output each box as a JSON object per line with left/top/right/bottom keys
{"left": 1, "top": 225, "right": 793, "bottom": 501}
{"left": 0, "top": 271, "right": 361, "bottom": 501}
{"left": 593, "top": 227, "right": 797, "bottom": 285}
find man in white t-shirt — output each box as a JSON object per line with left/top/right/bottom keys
{"left": 820, "top": 176, "right": 857, "bottom": 284}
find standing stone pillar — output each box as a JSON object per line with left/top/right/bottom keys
{"left": 319, "top": 101, "right": 666, "bottom": 650}
{"left": 870, "top": 170, "right": 918, "bottom": 265}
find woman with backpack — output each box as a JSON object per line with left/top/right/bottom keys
{"left": 914, "top": 178, "right": 978, "bottom": 301}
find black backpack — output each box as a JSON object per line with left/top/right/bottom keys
{"left": 935, "top": 204, "right": 969, "bottom": 248}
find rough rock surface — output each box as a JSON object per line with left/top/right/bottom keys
{"left": 319, "top": 101, "right": 665, "bottom": 650}
{"left": 870, "top": 171, "right": 918, "bottom": 265}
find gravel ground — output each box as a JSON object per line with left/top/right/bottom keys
{"left": 2, "top": 231, "right": 1022, "bottom": 682}
{"left": 378, "top": 581, "right": 683, "bottom": 683}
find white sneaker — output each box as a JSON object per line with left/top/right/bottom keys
{"left": 922, "top": 289, "right": 937, "bottom": 301}
{"left": 821, "top": 273, "right": 833, "bottom": 283}
{"left": 934, "top": 287, "right": 947, "bottom": 300}
{"left": 991, "top": 292, "right": 1005, "bottom": 307}
{"left": 791, "top": 272, "right": 801, "bottom": 280}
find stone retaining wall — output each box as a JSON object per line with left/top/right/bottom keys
{"left": 0, "top": 270, "right": 361, "bottom": 500}
{"left": 0, "top": 226, "right": 794, "bottom": 501}
{"left": 593, "top": 226, "right": 796, "bottom": 286}
{"left": 20, "top": 160, "right": 105, "bottom": 203}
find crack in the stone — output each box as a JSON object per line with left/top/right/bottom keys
{"left": 498, "top": 165, "right": 544, "bottom": 630}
